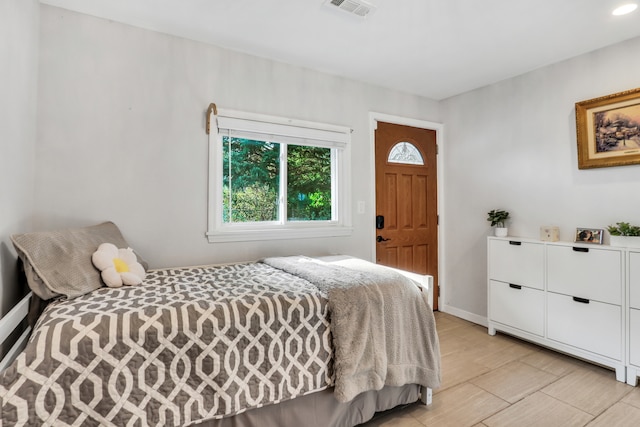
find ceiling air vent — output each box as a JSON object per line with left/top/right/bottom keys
{"left": 324, "top": 0, "right": 377, "bottom": 18}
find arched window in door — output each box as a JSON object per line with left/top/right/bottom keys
{"left": 388, "top": 142, "right": 424, "bottom": 165}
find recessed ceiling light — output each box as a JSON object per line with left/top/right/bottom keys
{"left": 612, "top": 3, "right": 638, "bottom": 15}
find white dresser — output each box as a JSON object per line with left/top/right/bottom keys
{"left": 627, "top": 250, "right": 640, "bottom": 385}
{"left": 488, "top": 237, "right": 626, "bottom": 382}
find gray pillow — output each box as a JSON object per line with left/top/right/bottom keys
{"left": 12, "top": 221, "right": 148, "bottom": 300}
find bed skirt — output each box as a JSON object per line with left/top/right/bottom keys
{"left": 196, "top": 384, "right": 420, "bottom": 427}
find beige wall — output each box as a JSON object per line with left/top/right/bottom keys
{"left": 35, "top": 5, "right": 441, "bottom": 269}
{"left": 0, "top": 0, "right": 38, "bottom": 316}
{"left": 441, "top": 36, "right": 640, "bottom": 321}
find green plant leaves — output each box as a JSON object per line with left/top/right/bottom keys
{"left": 487, "top": 209, "right": 510, "bottom": 228}
{"left": 607, "top": 222, "right": 640, "bottom": 236}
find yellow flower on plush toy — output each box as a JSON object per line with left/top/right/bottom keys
{"left": 92, "top": 243, "right": 146, "bottom": 287}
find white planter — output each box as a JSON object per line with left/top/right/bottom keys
{"left": 494, "top": 227, "right": 508, "bottom": 237}
{"left": 610, "top": 236, "right": 640, "bottom": 248}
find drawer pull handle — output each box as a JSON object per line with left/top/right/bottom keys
{"left": 509, "top": 284, "right": 522, "bottom": 290}
{"left": 509, "top": 241, "right": 521, "bottom": 246}
{"left": 573, "top": 296, "right": 590, "bottom": 304}
{"left": 572, "top": 247, "right": 589, "bottom": 253}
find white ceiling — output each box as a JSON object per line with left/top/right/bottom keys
{"left": 40, "top": 0, "right": 640, "bottom": 100}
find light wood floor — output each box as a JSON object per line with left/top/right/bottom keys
{"left": 362, "top": 311, "right": 640, "bottom": 427}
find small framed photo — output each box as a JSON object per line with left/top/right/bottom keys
{"left": 575, "top": 228, "right": 604, "bottom": 244}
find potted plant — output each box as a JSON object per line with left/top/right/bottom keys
{"left": 487, "top": 209, "right": 510, "bottom": 237}
{"left": 607, "top": 222, "right": 640, "bottom": 247}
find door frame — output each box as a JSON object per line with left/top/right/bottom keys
{"left": 368, "top": 112, "right": 446, "bottom": 310}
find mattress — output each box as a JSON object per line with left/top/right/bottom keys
{"left": 0, "top": 257, "right": 439, "bottom": 426}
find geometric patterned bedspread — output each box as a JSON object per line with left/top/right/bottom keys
{"left": 0, "top": 262, "right": 333, "bottom": 427}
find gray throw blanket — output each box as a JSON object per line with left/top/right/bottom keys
{"left": 262, "top": 256, "right": 441, "bottom": 403}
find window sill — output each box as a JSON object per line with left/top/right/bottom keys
{"left": 206, "top": 226, "right": 353, "bottom": 243}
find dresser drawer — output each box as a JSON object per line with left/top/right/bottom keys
{"left": 489, "top": 280, "right": 544, "bottom": 336}
{"left": 547, "top": 292, "right": 621, "bottom": 360}
{"left": 547, "top": 245, "right": 622, "bottom": 305}
{"left": 630, "top": 252, "right": 640, "bottom": 310}
{"left": 489, "top": 239, "right": 544, "bottom": 290}
{"left": 630, "top": 308, "right": 640, "bottom": 367}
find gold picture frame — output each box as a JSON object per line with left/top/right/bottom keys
{"left": 575, "top": 87, "right": 640, "bottom": 169}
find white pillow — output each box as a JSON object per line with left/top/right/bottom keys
{"left": 92, "top": 243, "right": 146, "bottom": 287}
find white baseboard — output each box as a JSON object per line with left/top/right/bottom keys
{"left": 440, "top": 304, "right": 488, "bottom": 328}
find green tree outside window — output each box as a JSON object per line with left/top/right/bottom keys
{"left": 222, "top": 137, "right": 332, "bottom": 223}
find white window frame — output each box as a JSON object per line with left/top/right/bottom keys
{"left": 207, "top": 108, "right": 353, "bottom": 243}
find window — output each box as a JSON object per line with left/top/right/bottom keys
{"left": 388, "top": 142, "right": 424, "bottom": 165}
{"left": 223, "top": 137, "right": 280, "bottom": 223}
{"left": 207, "top": 108, "right": 352, "bottom": 242}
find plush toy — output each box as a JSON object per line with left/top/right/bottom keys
{"left": 92, "top": 243, "right": 146, "bottom": 287}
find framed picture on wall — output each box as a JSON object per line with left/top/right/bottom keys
{"left": 575, "top": 87, "right": 640, "bottom": 169}
{"left": 574, "top": 228, "right": 604, "bottom": 244}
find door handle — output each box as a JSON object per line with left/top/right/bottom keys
{"left": 376, "top": 236, "right": 390, "bottom": 243}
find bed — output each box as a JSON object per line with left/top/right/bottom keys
{"left": 0, "top": 222, "right": 441, "bottom": 426}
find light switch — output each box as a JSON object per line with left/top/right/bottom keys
{"left": 357, "top": 201, "right": 365, "bottom": 214}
